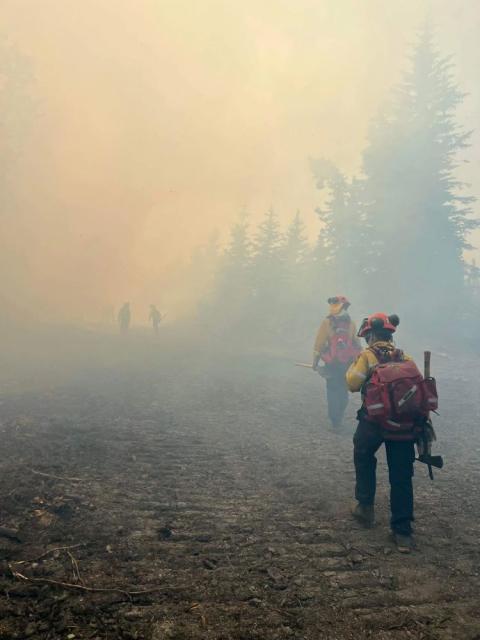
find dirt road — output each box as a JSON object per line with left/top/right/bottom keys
{"left": 0, "top": 332, "right": 479, "bottom": 639}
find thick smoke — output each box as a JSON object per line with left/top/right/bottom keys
{"left": 0, "top": 0, "right": 479, "bottom": 325}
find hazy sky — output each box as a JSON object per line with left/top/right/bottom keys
{"left": 1, "top": 0, "right": 479, "bottom": 320}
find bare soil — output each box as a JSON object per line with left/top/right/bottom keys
{"left": 0, "top": 331, "right": 479, "bottom": 639}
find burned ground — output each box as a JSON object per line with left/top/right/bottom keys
{"left": 0, "top": 330, "right": 479, "bottom": 639}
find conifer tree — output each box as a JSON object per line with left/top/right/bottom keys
{"left": 190, "top": 231, "right": 220, "bottom": 317}
{"left": 310, "top": 158, "right": 364, "bottom": 295}
{"left": 361, "top": 27, "right": 477, "bottom": 324}
{"left": 279, "top": 212, "right": 314, "bottom": 339}
{"left": 250, "top": 208, "right": 284, "bottom": 334}
{"left": 283, "top": 211, "right": 309, "bottom": 268}
{"left": 252, "top": 208, "right": 282, "bottom": 268}
{"left": 210, "top": 212, "right": 252, "bottom": 332}
{"left": 224, "top": 212, "right": 251, "bottom": 274}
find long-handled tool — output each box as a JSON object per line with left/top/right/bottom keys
{"left": 416, "top": 350, "right": 443, "bottom": 479}
{"left": 424, "top": 350, "right": 431, "bottom": 378}
{"left": 294, "top": 362, "right": 330, "bottom": 379}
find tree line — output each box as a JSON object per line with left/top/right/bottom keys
{"left": 194, "top": 29, "right": 479, "bottom": 349}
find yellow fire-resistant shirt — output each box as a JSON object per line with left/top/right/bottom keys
{"left": 346, "top": 341, "right": 412, "bottom": 392}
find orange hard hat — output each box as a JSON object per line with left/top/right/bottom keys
{"left": 357, "top": 312, "right": 399, "bottom": 338}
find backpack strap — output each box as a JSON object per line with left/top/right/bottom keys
{"left": 329, "top": 314, "right": 351, "bottom": 333}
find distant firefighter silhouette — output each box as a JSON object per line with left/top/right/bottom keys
{"left": 118, "top": 302, "right": 131, "bottom": 334}
{"left": 149, "top": 305, "right": 163, "bottom": 335}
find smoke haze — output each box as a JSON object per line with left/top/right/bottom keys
{"left": 1, "top": 0, "right": 479, "bottom": 321}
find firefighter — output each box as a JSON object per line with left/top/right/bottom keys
{"left": 149, "top": 304, "right": 163, "bottom": 335}
{"left": 313, "top": 296, "right": 360, "bottom": 429}
{"left": 346, "top": 313, "right": 416, "bottom": 553}
{"left": 118, "top": 302, "right": 131, "bottom": 334}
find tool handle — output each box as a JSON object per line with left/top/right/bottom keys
{"left": 424, "top": 350, "right": 431, "bottom": 378}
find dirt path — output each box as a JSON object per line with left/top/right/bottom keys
{"left": 0, "top": 339, "right": 479, "bottom": 639}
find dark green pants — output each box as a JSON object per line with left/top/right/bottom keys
{"left": 353, "top": 420, "right": 415, "bottom": 535}
{"left": 325, "top": 363, "right": 349, "bottom": 426}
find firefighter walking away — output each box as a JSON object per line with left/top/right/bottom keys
{"left": 313, "top": 296, "right": 360, "bottom": 429}
{"left": 346, "top": 313, "right": 439, "bottom": 553}
{"left": 118, "top": 302, "right": 131, "bottom": 334}
{"left": 149, "top": 304, "right": 163, "bottom": 335}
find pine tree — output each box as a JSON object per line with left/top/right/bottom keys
{"left": 277, "top": 212, "right": 315, "bottom": 340}
{"left": 206, "top": 212, "right": 252, "bottom": 333}
{"left": 251, "top": 208, "right": 283, "bottom": 294}
{"left": 465, "top": 259, "right": 480, "bottom": 299}
{"left": 224, "top": 212, "right": 251, "bottom": 274}
{"left": 283, "top": 211, "right": 309, "bottom": 268}
{"left": 190, "top": 231, "right": 220, "bottom": 318}
{"left": 250, "top": 208, "right": 284, "bottom": 335}
{"left": 361, "top": 27, "right": 477, "bottom": 326}
{"left": 252, "top": 208, "right": 282, "bottom": 264}
{"left": 310, "top": 158, "right": 364, "bottom": 295}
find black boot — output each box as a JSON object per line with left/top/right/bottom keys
{"left": 351, "top": 503, "right": 375, "bottom": 528}
{"left": 392, "top": 532, "right": 415, "bottom": 553}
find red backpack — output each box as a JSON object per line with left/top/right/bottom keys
{"left": 321, "top": 316, "right": 361, "bottom": 365}
{"left": 362, "top": 347, "right": 438, "bottom": 440}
